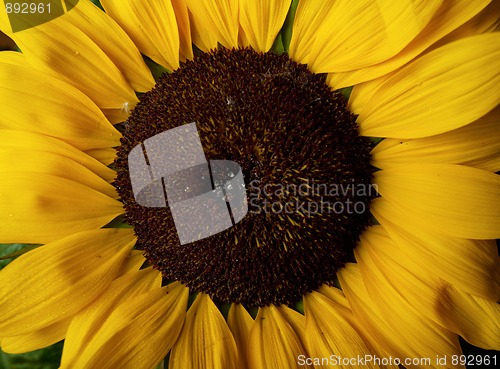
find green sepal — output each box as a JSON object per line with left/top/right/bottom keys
{"left": 270, "top": 33, "right": 285, "bottom": 54}
{"left": 0, "top": 244, "right": 42, "bottom": 269}
{"left": 90, "top": 0, "right": 104, "bottom": 11}
{"left": 248, "top": 307, "right": 258, "bottom": 319}
{"left": 144, "top": 56, "right": 170, "bottom": 82}
{"left": 281, "top": 0, "right": 300, "bottom": 53}
{"left": 0, "top": 244, "right": 41, "bottom": 262}
{"left": 369, "top": 137, "right": 384, "bottom": 145}
{"left": 294, "top": 299, "right": 304, "bottom": 314}
{"left": 103, "top": 215, "right": 133, "bottom": 228}
{"left": 186, "top": 292, "right": 198, "bottom": 310}
{"left": 218, "top": 302, "right": 232, "bottom": 319}
{"left": 339, "top": 86, "right": 353, "bottom": 102}
{"left": 154, "top": 359, "right": 166, "bottom": 369}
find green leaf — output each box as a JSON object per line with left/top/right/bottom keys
{"left": 0, "top": 342, "right": 63, "bottom": 369}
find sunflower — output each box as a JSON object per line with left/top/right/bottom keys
{"left": 0, "top": 0, "right": 499, "bottom": 368}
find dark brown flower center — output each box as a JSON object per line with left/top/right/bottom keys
{"left": 114, "top": 48, "right": 375, "bottom": 308}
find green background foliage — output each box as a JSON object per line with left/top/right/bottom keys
{"left": 0, "top": 342, "right": 63, "bottom": 369}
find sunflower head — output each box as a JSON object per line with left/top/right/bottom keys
{"left": 114, "top": 47, "right": 375, "bottom": 308}
{"left": 1, "top": 1, "right": 499, "bottom": 368}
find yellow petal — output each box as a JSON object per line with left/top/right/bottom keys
{"left": 338, "top": 263, "right": 463, "bottom": 368}
{"left": 289, "top": 0, "right": 334, "bottom": 64}
{"left": 355, "top": 33, "right": 500, "bottom": 138}
{"left": 356, "top": 226, "right": 453, "bottom": 329}
{"left": 188, "top": 8, "right": 218, "bottom": 52}
{"left": 278, "top": 305, "right": 307, "bottom": 343}
{"left": 238, "top": 22, "right": 250, "bottom": 47}
{"left": 372, "top": 202, "right": 500, "bottom": 301}
{"left": 0, "top": 150, "right": 116, "bottom": 198}
{"left": 329, "top": 0, "right": 491, "bottom": 88}
{"left": 338, "top": 264, "right": 406, "bottom": 358}
{"left": 66, "top": 280, "right": 188, "bottom": 369}
{"left": 0, "top": 173, "right": 123, "bottom": 244}
{"left": 433, "top": 0, "right": 500, "bottom": 46}
{"left": 60, "top": 267, "right": 161, "bottom": 367}
{"left": 374, "top": 164, "right": 500, "bottom": 239}
{"left": 227, "top": 304, "right": 253, "bottom": 369}
{"left": 0, "top": 229, "right": 135, "bottom": 337}
{"left": 248, "top": 305, "right": 310, "bottom": 369}
{"left": 0, "top": 56, "right": 121, "bottom": 151}
{"left": 95, "top": 283, "right": 188, "bottom": 369}
{"left": 317, "top": 285, "right": 350, "bottom": 310}
{"left": 304, "top": 291, "right": 381, "bottom": 369}
{"left": 172, "top": 0, "right": 194, "bottom": 61}
{"left": 1, "top": 130, "right": 116, "bottom": 183}
{"left": 119, "top": 249, "right": 147, "bottom": 275}
{"left": 100, "top": 0, "right": 181, "bottom": 71}
{"left": 300, "top": 0, "right": 442, "bottom": 73}
{"left": 239, "top": 0, "right": 290, "bottom": 52}
{"left": 317, "top": 284, "right": 398, "bottom": 367}
{"left": 1, "top": 319, "right": 70, "bottom": 354}
{"left": 0, "top": 3, "right": 11, "bottom": 30}
{"left": 371, "top": 107, "right": 500, "bottom": 172}
{"left": 185, "top": 0, "right": 239, "bottom": 49}
{"left": 170, "top": 293, "right": 238, "bottom": 369}
{"left": 85, "top": 148, "right": 119, "bottom": 167}
{"left": 100, "top": 106, "right": 132, "bottom": 125}
{"left": 61, "top": 0, "right": 154, "bottom": 92}
{"left": 438, "top": 286, "right": 500, "bottom": 350}
{"left": 0, "top": 50, "right": 25, "bottom": 65}
{"left": 2, "top": 6, "right": 137, "bottom": 111}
